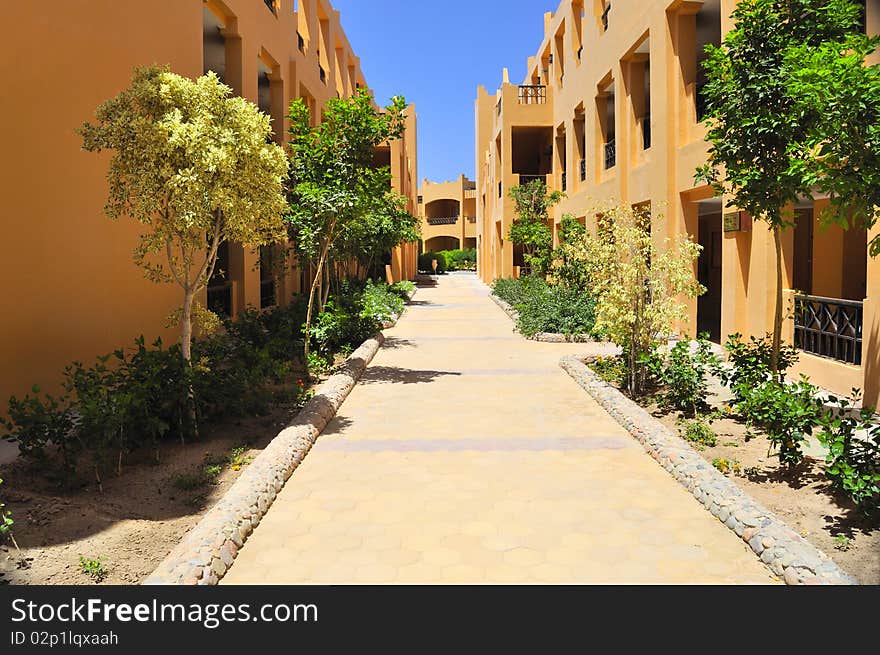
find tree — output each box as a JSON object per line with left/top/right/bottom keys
{"left": 285, "top": 90, "right": 409, "bottom": 372}
{"left": 548, "top": 214, "right": 590, "bottom": 291}
{"left": 697, "top": 0, "right": 864, "bottom": 375}
{"left": 507, "top": 179, "right": 564, "bottom": 276}
{"left": 787, "top": 22, "right": 880, "bottom": 256}
{"left": 583, "top": 204, "right": 704, "bottom": 397}
{"left": 79, "top": 66, "right": 288, "bottom": 363}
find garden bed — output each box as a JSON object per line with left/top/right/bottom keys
{"left": 566, "top": 351, "right": 877, "bottom": 584}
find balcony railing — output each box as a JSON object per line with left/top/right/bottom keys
{"left": 643, "top": 114, "right": 651, "bottom": 150}
{"left": 319, "top": 65, "right": 327, "bottom": 84}
{"left": 263, "top": 0, "right": 277, "bottom": 16}
{"left": 519, "top": 174, "right": 546, "bottom": 186}
{"left": 696, "top": 82, "right": 708, "bottom": 121}
{"left": 561, "top": 172, "right": 567, "bottom": 192}
{"left": 207, "top": 281, "right": 233, "bottom": 318}
{"left": 579, "top": 158, "right": 586, "bottom": 181}
{"left": 518, "top": 85, "right": 546, "bottom": 105}
{"left": 794, "top": 294, "right": 863, "bottom": 366}
{"left": 260, "top": 278, "right": 276, "bottom": 309}
{"left": 297, "top": 32, "right": 305, "bottom": 53}
{"left": 427, "top": 216, "right": 459, "bottom": 226}
{"left": 604, "top": 138, "right": 616, "bottom": 169}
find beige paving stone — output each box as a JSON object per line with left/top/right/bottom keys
{"left": 222, "top": 274, "right": 776, "bottom": 585}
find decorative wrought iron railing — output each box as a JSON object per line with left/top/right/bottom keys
{"left": 579, "top": 158, "right": 586, "bottom": 181}
{"left": 793, "top": 294, "right": 863, "bottom": 366}
{"left": 604, "top": 138, "right": 616, "bottom": 169}
{"left": 518, "top": 85, "right": 547, "bottom": 105}
{"left": 207, "top": 281, "right": 233, "bottom": 318}
{"left": 427, "top": 216, "right": 459, "bottom": 226}
{"left": 561, "top": 172, "right": 567, "bottom": 192}
{"left": 263, "top": 0, "right": 277, "bottom": 16}
{"left": 260, "top": 278, "right": 276, "bottom": 309}
{"left": 601, "top": 3, "right": 611, "bottom": 31}
{"left": 519, "top": 174, "right": 546, "bottom": 186}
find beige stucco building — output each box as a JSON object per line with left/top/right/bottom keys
{"left": 417, "top": 175, "right": 478, "bottom": 253}
{"left": 475, "top": 0, "right": 880, "bottom": 405}
{"left": 0, "top": 0, "right": 417, "bottom": 407}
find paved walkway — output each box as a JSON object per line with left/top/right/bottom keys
{"left": 224, "top": 273, "right": 774, "bottom": 584}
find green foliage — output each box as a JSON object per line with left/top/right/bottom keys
{"left": 436, "top": 249, "right": 477, "bottom": 271}
{"left": 389, "top": 280, "right": 415, "bottom": 300}
{"left": 306, "top": 352, "right": 333, "bottom": 375}
{"left": 418, "top": 251, "right": 447, "bottom": 274}
{"left": 78, "top": 65, "right": 288, "bottom": 361}
{"left": 657, "top": 337, "right": 720, "bottom": 416}
{"left": 0, "top": 478, "right": 12, "bottom": 542}
{"left": 738, "top": 377, "right": 823, "bottom": 466}
{"left": 579, "top": 203, "right": 704, "bottom": 397}
{"left": 712, "top": 457, "right": 742, "bottom": 476}
{"left": 548, "top": 215, "right": 590, "bottom": 291}
{"left": 0, "top": 388, "right": 77, "bottom": 474}
{"left": 588, "top": 356, "right": 628, "bottom": 388}
{"left": 360, "top": 279, "right": 405, "bottom": 322}
{"left": 678, "top": 417, "right": 717, "bottom": 449}
{"left": 817, "top": 392, "right": 880, "bottom": 512}
{"left": 79, "top": 556, "right": 108, "bottom": 583}
{"left": 722, "top": 333, "right": 799, "bottom": 400}
{"left": 833, "top": 535, "right": 853, "bottom": 551}
{"left": 491, "top": 276, "right": 597, "bottom": 337}
{"left": 507, "top": 180, "right": 564, "bottom": 275}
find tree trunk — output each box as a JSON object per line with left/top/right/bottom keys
{"left": 303, "top": 224, "right": 336, "bottom": 376}
{"left": 771, "top": 225, "right": 784, "bottom": 378}
{"left": 181, "top": 288, "right": 195, "bottom": 363}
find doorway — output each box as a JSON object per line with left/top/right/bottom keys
{"left": 696, "top": 200, "right": 722, "bottom": 342}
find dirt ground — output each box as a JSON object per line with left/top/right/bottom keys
{"left": 590, "top": 360, "right": 879, "bottom": 584}
{"left": 0, "top": 392, "right": 312, "bottom": 586}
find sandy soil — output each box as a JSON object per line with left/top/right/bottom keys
{"left": 0, "top": 390, "right": 314, "bottom": 586}
{"left": 592, "top": 362, "right": 879, "bottom": 585}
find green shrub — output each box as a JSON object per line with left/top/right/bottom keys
{"left": 722, "top": 333, "right": 799, "bottom": 400}
{"left": 589, "top": 356, "right": 628, "bottom": 387}
{"left": 389, "top": 280, "right": 415, "bottom": 300}
{"left": 738, "top": 376, "right": 822, "bottom": 466}
{"left": 0, "top": 387, "right": 77, "bottom": 473}
{"left": 0, "top": 477, "right": 12, "bottom": 543}
{"left": 418, "top": 251, "right": 447, "bottom": 273}
{"left": 436, "top": 249, "right": 477, "bottom": 271}
{"left": 657, "top": 337, "right": 720, "bottom": 416}
{"left": 79, "top": 556, "right": 108, "bottom": 582}
{"left": 360, "top": 279, "right": 404, "bottom": 323}
{"left": 516, "top": 285, "right": 597, "bottom": 337}
{"left": 678, "top": 417, "right": 717, "bottom": 449}
{"left": 817, "top": 392, "right": 880, "bottom": 513}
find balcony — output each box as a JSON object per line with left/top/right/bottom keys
{"left": 794, "top": 295, "right": 863, "bottom": 366}
{"left": 297, "top": 32, "right": 305, "bottom": 53}
{"left": 579, "top": 159, "right": 586, "bottom": 182}
{"left": 427, "top": 216, "right": 459, "bottom": 226}
{"left": 519, "top": 174, "right": 546, "bottom": 186}
{"left": 263, "top": 0, "right": 277, "bottom": 16}
{"left": 518, "top": 85, "right": 546, "bottom": 105}
{"left": 319, "top": 65, "right": 327, "bottom": 85}
{"left": 604, "top": 139, "right": 616, "bottom": 169}
{"left": 561, "top": 172, "right": 567, "bottom": 192}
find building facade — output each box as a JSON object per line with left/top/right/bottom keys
{"left": 417, "top": 175, "right": 477, "bottom": 253}
{"left": 0, "top": 0, "right": 417, "bottom": 407}
{"left": 475, "top": 0, "right": 880, "bottom": 405}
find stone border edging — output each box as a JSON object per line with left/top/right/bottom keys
{"left": 559, "top": 355, "right": 856, "bottom": 585}
{"left": 489, "top": 293, "right": 594, "bottom": 343}
{"left": 144, "top": 286, "right": 417, "bottom": 585}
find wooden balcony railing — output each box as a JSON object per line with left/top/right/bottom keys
{"left": 794, "top": 294, "right": 863, "bottom": 365}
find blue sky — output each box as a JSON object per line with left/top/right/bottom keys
{"left": 330, "top": 0, "right": 558, "bottom": 186}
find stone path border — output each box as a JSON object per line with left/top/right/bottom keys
{"left": 489, "top": 293, "right": 594, "bottom": 343}
{"left": 144, "top": 288, "right": 416, "bottom": 585}
{"left": 559, "top": 355, "right": 856, "bottom": 585}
